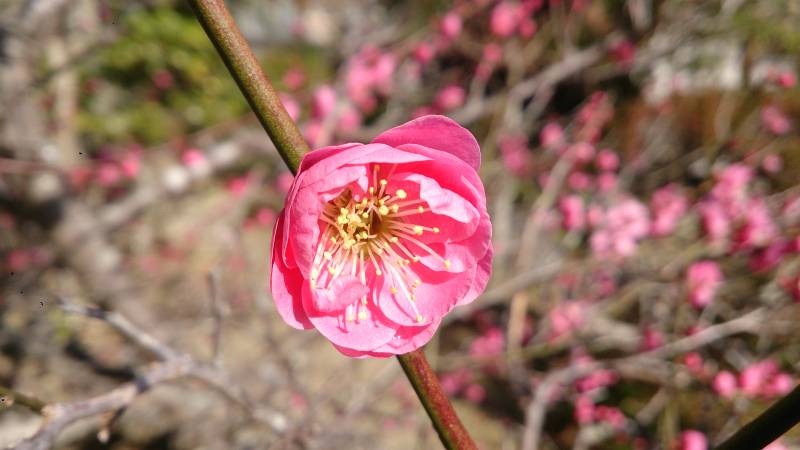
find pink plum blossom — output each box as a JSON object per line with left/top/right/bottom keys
{"left": 590, "top": 198, "right": 650, "bottom": 258}
{"left": 595, "top": 405, "right": 626, "bottom": 429}
{"left": 683, "top": 352, "right": 705, "bottom": 376}
{"left": 337, "top": 105, "right": 362, "bottom": 135}
{"left": 775, "top": 70, "right": 797, "bottom": 88}
{"left": 650, "top": 184, "right": 688, "bottom": 236}
{"left": 440, "top": 12, "right": 462, "bottom": 40}
{"left": 548, "top": 301, "right": 585, "bottom": 339}
{"left": 413, "top": 42, "right": 435, "bottom": 64}
{"left": 540, "top": 122, "right": 564, "bottom": 149}
{"left": 469, "top": 326, "right": 505, "bottom": 358}
{"left": 570, "top": 142, "right": 595, "bottom": 164}
{"left": 346, "top": 47, "right": 396, "bottom": 113}
{"left": 518, "top": 17, "right": 537, "bottom": 38}
{"left": 282, "top": 67, "right": 306, "bottom": 90}
{"left": 119, "top": 151, "right": 141, "bottom": 179}
{"left": 560, "top": 195, "right": 585, "bottom": 231}
{"left": 574, "top": 395, "right": 594, "bottom": 424}
{"left": 686, "top": 261, "right": 722, "bottom": 308}
{"left": 739, "top": 359, "right": 778, "bottom": 396}
{"left": 640, "top": 327, "right": 664, "bottom": 351}
{"left": 181, "top": 148, "right": 207, "bottom": 168}
{"left": 96, "top": 162, "right": 122, "bottom": 187}
{"left": 762, "top": 153, "right": 783, "bottom": 174}
{"left": 595, "top": 148, "right": 619, "bottom": 171}
{"left": 464, "top": 383, "right": 486, "bottom": 403}
{"left": 712, "top": 370, "right": 738, "bottom": 398}
{"left": 596, "top": 172, "right": 617, "bottom": 192}
{"left": 761, "top": 105, "right": 791, "bottom": 135}
{"left": 270, "top": 116, "right": 492, "bottom": 357}
{"left": 499, "top": 135, "right": 532, "bottom": 176}
{"left": 311, "top": 85, "right": 337, "bottom": 119}
{"left": 434, "top": 85, "right": 466, "bottom": 111}
{"left": 609, "top": 39, "right": 636, "bottom": 67}
{"left": 678, "top": 430, "right": 707, "bottom": 450}
{"left": 490, "top": 2, "right": 520, "bottom": 37}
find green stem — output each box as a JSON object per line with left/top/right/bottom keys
{"left": 188, "top": 2, "right": 477, "bottom": 449}
{"left": 187, "top": 0, "right": 309, "bottom": 173}
{"left": 398, "top": 349, "right": 478, "bottom": 450}
{"left": 715, "top": 384, "right": 800, "bottom": 449}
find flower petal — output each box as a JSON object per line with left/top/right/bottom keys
{"left": 457, "top": 239, "right": 493, "bottom": 307}
{"left": 270, "top": 210, "right": 313, "bottom": 329}
{"left": 372, "top": 115, "right": 481, "bottom": 171}
{"left": 302, "top": 283, "right": 398, "bottom": 351}
{"left": 310, "top": 276, "right": 370, "bottom": 313}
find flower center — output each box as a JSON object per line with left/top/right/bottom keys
{"left": 309, "top": 164, "right": 450, "bottom": 324}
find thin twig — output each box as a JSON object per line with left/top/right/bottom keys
{"left": 0, "top": 386, "right": 46, "bottom": 413}
{"left": 58, "top": 298, "right": 178, "bottom": 361}
{"left": 397, "top": 349, "right": 478, "bottom": 450}
{"left": 206, "top": 270, "right": 224, "bottom": 366}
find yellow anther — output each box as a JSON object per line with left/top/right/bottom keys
{"left": 361, "top": 212, "right": 369, "bottom": 219}
{"left": 328, "top": 266, "right": 336, "bottom": 274}
{"left": 391, "top": 204, "right": 400, "bottom": 213}
{"left": 444, "top": 259, "right": 451, "bottom": 269}
{"left": 414, "top": 279, "right": 422, "bottom": 286}
{"left": 404, "top": 259, "right": 411, "bottom": 264}
{"left": 375, "top": 269, "right": 382, "bottom": 276}
{"left": 361, "top": 297, "right": 368, "bottom": 305}
{"left": 375, "top": 248, "right": 384, "bottom": 255}
{"left": 390, "top": 236, "right": 399, "bottom": 243}
{"left": 390, "top": 287, "right": 398, "bottom": 294}
{"left": 416, "top": 314, "right": 424, "bottom": 323}
{"left": 412, "top": 256, "right": 420, "bottom": 262}
{"left": 396, "top": 189, "right": 407, "bottom": 199}
{"left": 348, "top": 213, "right": 362, "bottom": 224}
{"left": 358, "top": 309, "right": 369, "bottom": 320}
{"left": 410, "top": 294, "right": 416, "bottom": 301}
{"left": 324, "top": 252, "right": 333, "bottom": 260}
{"left": 379, "top": 205, "right": 390, "bottom": 215}
{"left": 413, "top": 225, "right": 424, "bottom": 235}
{"left": 311, "top": 268, "right": 320, "bottom": 278}
{"left": 346, "top": 311, "right": 355, "bottom": 322}
{"left": 369, "top": 187, "right": 375, "bottom": 194}
{"left": 310, "top": 280, "right": 317, "bottom": 289}
{"left": 418, "top": 206, "right": 424, "bottom": 213}
{"left": 378, "top": 199, "right": 385, "bottom": 205}
{"left": 330, "top": 237, "right": 338, "bottom": 244}
{"left": 433, "top": 227, "right": 440, "bottom": 233}
{"left": 340, "top": 208, "right": 349, "bottom": 215}
{"left": 361, "top": 199, "right": 369, "bottom": 207}
{"left": 380, "top": 179, "right": 387, "bottom": 186}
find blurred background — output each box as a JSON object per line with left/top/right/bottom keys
{"left": 1, "top": 0, "right": 800, "bottom": 449}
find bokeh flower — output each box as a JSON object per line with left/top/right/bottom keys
{"left": 271, "top": 116, "right": 492, "bottom": 357}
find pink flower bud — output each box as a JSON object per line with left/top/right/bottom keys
{"left": 712, "top": 371, "right": 738, "bottom": 398}
{"left": 490, "top": 2, "right": 520, "bottom": 37}
{"left": 434, "top": 85, "right": 466, "bottom": 111}
{"left": 440, "top": 12, "right": 462, "bottom": 40}
{"left": 686, "top": 261, "right": 722, "bottom": 308}
{"left": 678, "top": 430, "right": 708, "bottom": 450}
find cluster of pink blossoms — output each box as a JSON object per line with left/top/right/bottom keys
{"left": 270, "top": 116, "right": 492, "bottom": 357}
{"left": 713, "top": 359, "right": 794, "bottom": 399}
